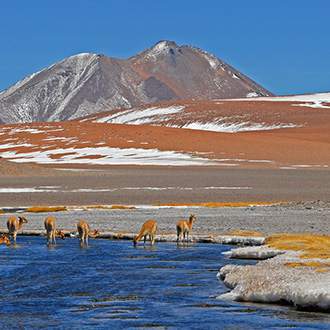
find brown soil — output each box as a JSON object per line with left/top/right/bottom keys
{"left": 0, "top": 119, "right": 329, "bottom": 168}
{"left": 0, "top": 166, "right": 329, "bottom": 206}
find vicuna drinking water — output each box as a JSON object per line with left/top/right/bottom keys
{"left": 77, "top": 220, "right": 99, "bottom": 245}
{"left": 176, "top": 214, "right": 196, "bottom": 243}
{"left": 7, "top": 216, "right": 28, "bottom": 243}
{"left": 44, "top": 216, "right": 65, "bottom": 244}
{"left": 133, "top": 220, "right": 157, "bottom": 246}
{"left": 0, "top": 234, "right": 10, "bottom": 246}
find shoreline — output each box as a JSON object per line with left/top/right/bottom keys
{"left": 0, "top": 229, "right": 265, "bottom": 246}
{"left": 1, "top": 202, "right": 329, "bottom": 236}
{"left": 218, "top": 235, "right": 330, "bottom": 312}
{"left": 0, "top": 201, "right": 281, "bottom": 214}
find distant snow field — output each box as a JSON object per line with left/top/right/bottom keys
{"left": 0, "top": 146, "right": 218, "bottom": 166}
{"left": 92, "top": 104, "right": 299, "bottom": 133}
{"left": 0, "top": 186, "right": 252, "bottom": 193}
{"left": 236, "top": 92, "right": 330, "bottom": 109}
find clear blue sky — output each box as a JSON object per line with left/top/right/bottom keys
{"left": 1, "top": 0, "right": 329, "bottom": 95}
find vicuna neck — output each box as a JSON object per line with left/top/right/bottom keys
{"left": 18, "top": 219, "right": 25, "bottom": 229}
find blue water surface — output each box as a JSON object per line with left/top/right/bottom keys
{"left": 0, "top": 237, "right": 329, "bottom": 329}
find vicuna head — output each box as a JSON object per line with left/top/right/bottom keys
{"left": 18, "top": 216, "right": 28, "bottom": 224}
{"left": 56, "top": 230, "right": 66, "bottom": 240}
{"left": 189, "top": 214, "right": 196, "bottom": 223}
{"left": 90, "top": 229, "right": 100, "bottom": 238}
{"left": 0, "top": 234, "right": 10, "bottom": 246}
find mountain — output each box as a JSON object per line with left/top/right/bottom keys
{"left": 0, "top": 41, "right": 272, "bottom": 124}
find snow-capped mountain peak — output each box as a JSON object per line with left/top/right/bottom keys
{"left": 0, "top": 41, "right": 272, "bottom": 124}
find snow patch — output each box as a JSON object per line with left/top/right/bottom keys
{"left": 234, "top": 92, "right": 330, "bottom": 103}
{"left": 246, "top": 92, "right": 259, "bottom": 98}
{"left": 177, "top": 121, "right": 299, "bottom": 133}
{"left": 0, "top": 146, "right": 216, "bottom": 166}
{"left": 0, "top": 143, "right": 35, "bottom": 149}
{"left": 198, "top": 50, "right": 221, "bottom": 69}
{"left": 143, "top": 41, "right": 174, "bottom": 60}
{"left": 225, "top": 246, "right": 284, "bottom": 259}
{"left": 0, "top": 186, "right": 61, "bottom": 193}
{"left": 7, "top": 128, "right": 45, "bottom": 135}
{"left": 95, "top": 105, "right": 185, "bottom": 124}
{"left": 293, "top": 101, "right": 330, "bottom": 109}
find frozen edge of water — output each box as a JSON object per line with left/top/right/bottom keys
{"left": 218, "top": 246, "right": 330, "bottom": 312}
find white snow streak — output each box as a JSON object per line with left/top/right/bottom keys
{"left": 178, "top": 121, "right": 299, "bottom": 133}
{"left": 95, "top": 106, "right": 185, "bottom": 124}
{"left": 0, "top": 146, "right": 216, "bottom": 166}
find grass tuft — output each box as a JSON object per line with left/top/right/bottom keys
{"left": 26, "top": 206, "right": 67, "bottom": 213}
{"left": 266, "top": 233, "right": 330, "bottom": 259}
{"left": 226, "top": 230, "right": 263, "bottom": 237}
{"left": 285, "top": 261, "right": 330, "bottom": 268}
{"left": 110, "top": 205, "right": 136, "bottom": 210}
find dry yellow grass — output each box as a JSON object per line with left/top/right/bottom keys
{"left": 315, "top": 268, "right": 329, "bottom": 273}
{"left": 285, "top": 261, "right": 330, "bottom": 268}
{"left": 26, "top": 206, "right": 67, "bottom": 213}
{"left": 82, "top": 205, "right": 109, "bottom": 210}
{"left": 155, "top": 201, "right": 278, "bottom": 208}
{"left": 266, "top": 233, "right": 330, "bottom": 259}
{"left": 226, "top": 230, "right": 263, "bottom": 237}
{"left": 110, "top": 205, "right": 136, "bottom": 210}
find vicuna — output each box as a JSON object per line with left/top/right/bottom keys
{"left": 133, "top": 220, "right": 157, "bottom": 246}
{"left": 176, "top": 214, "right": 196, "bottom": 243}
{"left": 44, "top": 216, "right": 65, "bottom": 244}
{"left": 77, "top": 220, "right": 99, "bottom": 245}
{"left": 0, "top": 234, "right": 10, "bottom": 246}
{"left": 7, "top": 216, "right": 28, "bottom": 243}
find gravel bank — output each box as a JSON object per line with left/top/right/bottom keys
{"left": 0, "top": 202, "right": 329, "bottom": 236}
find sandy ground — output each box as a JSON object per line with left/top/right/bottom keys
{"left": 0, "top": 166, "right": 329, "bottom": 206}
{"left": 1, "top": 202, "right": 329, "bottom": 236}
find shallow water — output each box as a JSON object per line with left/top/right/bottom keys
{"left": 0, "top": 237, "right": 329, "bottom": 329}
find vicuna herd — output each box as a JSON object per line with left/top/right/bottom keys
{"left": 1, "top": 214, "right": 197, "bottom": 247}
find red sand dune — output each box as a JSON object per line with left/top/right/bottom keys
{"left": 83, "top": 99, "right": 330, "bottom": 132}
{"left": 0, "top": 99, "right": 329, "bottom": 169}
